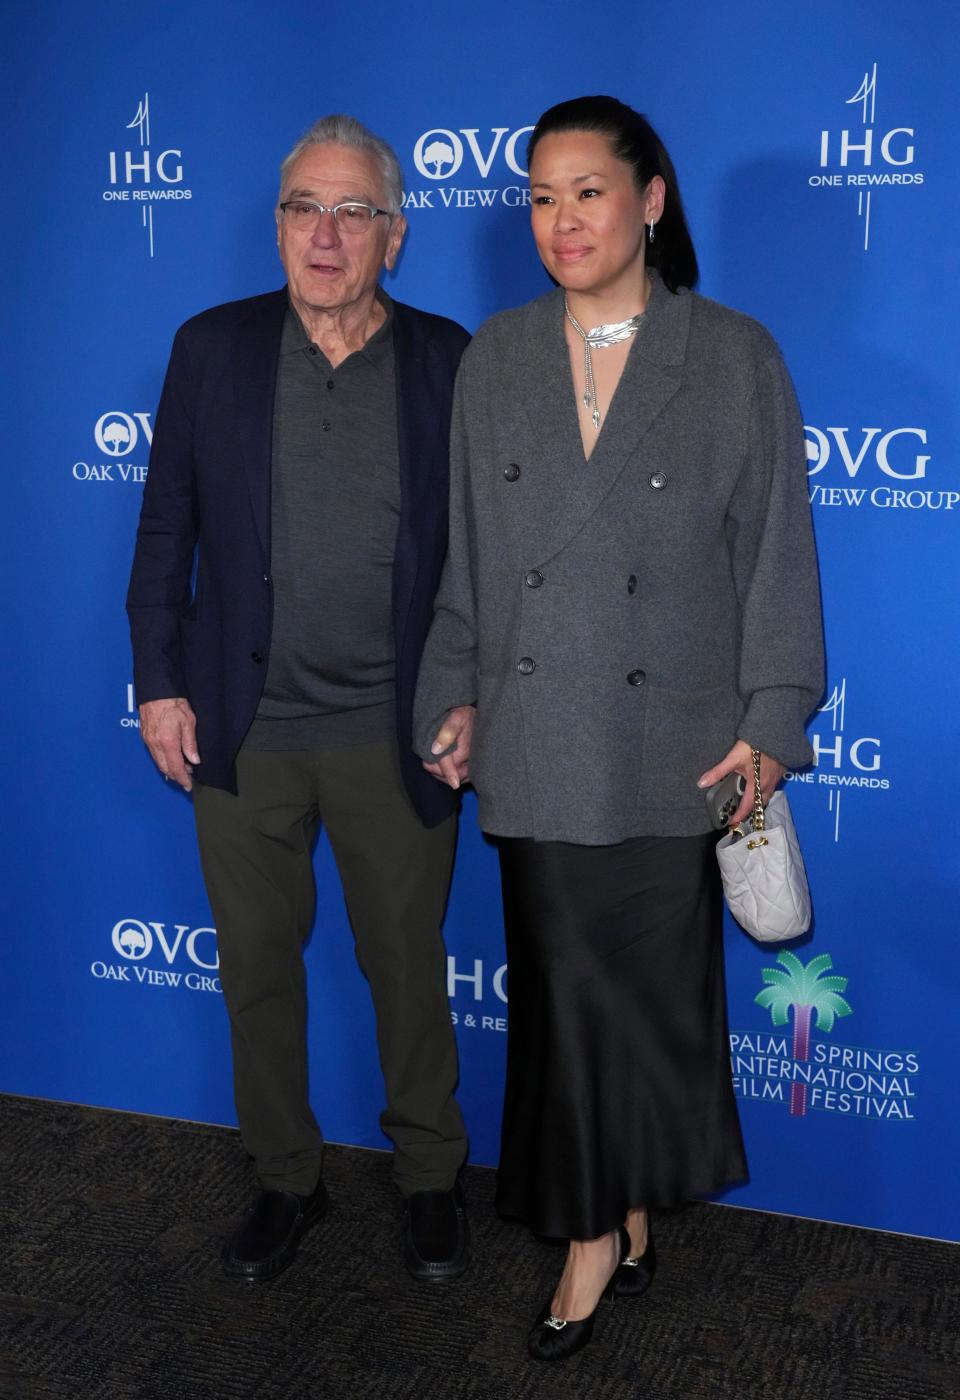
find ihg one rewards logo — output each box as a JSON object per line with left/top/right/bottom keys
{"left": 809, "top": 63, "right": 923, "bottom": 250}
{"left": 90, "top": 918, "right": 222, "bottom": 994}
{"left": 730, "top": 952, "right": 919, "bottom": 1121}
{"left": 447, "top": 954, "right": 508, "bottom": 1034}
{"left": 102, "top": 93, "right": 191, "bottom": 257}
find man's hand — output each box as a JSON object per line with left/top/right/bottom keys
{"left": 698, "top": 739, "right": 785, "bottom": 827}
{"left": 422, "top": 705, "right": 476, "bottom": 791}
{"left": 139, "top": 697, "right": 201, "bottom": 792}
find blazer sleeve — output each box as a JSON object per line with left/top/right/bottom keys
{"left": 728, "top": 331, "right": 825, "bottom": 767}
{"left": 412, "top": 360, "right": 480, "bottom": 758}
{"left": 125, "top": 326, "right": 199, "bottom": 703}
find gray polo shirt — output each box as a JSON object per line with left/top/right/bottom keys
{"left": 246, "top": 294, "right": 400, "bottom": 751}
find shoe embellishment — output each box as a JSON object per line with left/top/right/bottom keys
{"left": 544, "top": 1315, "right": 568, "bottom": 1331}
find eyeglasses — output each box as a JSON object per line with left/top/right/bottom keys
{"left": 278, "top": 199, "right": 392, "bottom": 233}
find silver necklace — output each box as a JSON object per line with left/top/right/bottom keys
{"left": 563, "top": 295, "right": 645, "bottom": 428}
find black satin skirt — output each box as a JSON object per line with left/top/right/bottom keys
{"left": 495, "top": 832, "right": 748, "bottom": 1240}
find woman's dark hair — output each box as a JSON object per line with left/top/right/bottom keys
{"left": 527, "top": 96, "right": 698, "bottom": 292}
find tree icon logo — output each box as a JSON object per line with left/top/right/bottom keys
{"left": 422, "top": 138, "right": 456, "bottom": 177}
{"left": 102, "top": 418, "right": 131, "bottom": 454}
{"left": 413, "top": 128, "right": 465, "bottom": 180}
{"left": 755, "top": 951, "right": 852, "bottom": 1117}
{"left": 95, "top": 410, "right": 139, "bottom": 456}
{"left": 112, "top": 918, "right": 153, "bottom": 960}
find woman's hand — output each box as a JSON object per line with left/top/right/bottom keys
{"left": 698, "top": 740, "right": 785, "bottom": 827}
{"left": 422, "top": 705, "right": 476, "bottom": 790}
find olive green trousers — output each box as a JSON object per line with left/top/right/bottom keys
{"left": 193, "top": 741, "right": 466, "bottom": 1197}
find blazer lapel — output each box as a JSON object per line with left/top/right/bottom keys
{"left": 528, "top": 276, "right": 692, "bottom": 564}
{"left": 230, "top": 289, "right": 287, "bottom": 564}
{"left": 392, "top": 302, "right": 444, "bottom": 651}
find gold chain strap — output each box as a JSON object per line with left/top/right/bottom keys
{"left": 751, "top": 748, "right": 765, "bottom": 831}
{"left": 746, "top": 747, "right": 769, "bottom": 849}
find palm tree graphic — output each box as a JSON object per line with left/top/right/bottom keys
{"left": 754, "top": 952, "right": 852, "bottom": 1117}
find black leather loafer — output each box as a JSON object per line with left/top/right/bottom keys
{"left": 221, "top": 1180, "right": 328, "bottom": 1283}
{"left": 403, "top": 1182, "right": 468, "bottom": 1281}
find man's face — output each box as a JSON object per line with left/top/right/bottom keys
{"left": 276, "top": 142, "right": 406, "bottom": 324}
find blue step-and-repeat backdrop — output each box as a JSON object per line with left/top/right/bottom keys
{"left": 4, "top": 1, "right": 958, "bottom": 1242}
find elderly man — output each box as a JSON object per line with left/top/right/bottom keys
{"left": 127, "top": 115, "right": 469, "bottom": 1283}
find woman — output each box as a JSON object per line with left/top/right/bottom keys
{"left": 414, "top": 96, "right": 823, "bottom": 1362}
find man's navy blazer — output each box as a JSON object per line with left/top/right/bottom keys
{"left": 127, "top": 287, "right": 468, "bottom": 827}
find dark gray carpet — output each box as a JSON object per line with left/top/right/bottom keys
{"left": 0, "top": 1094, "right": 957, "bottom": 1400}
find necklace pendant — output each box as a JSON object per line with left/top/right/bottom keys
{"left": 583, "top": 391, "right": 592, "bottom": 409}
{"left": 591, "top": 407, "right": 601, "bottom": 429}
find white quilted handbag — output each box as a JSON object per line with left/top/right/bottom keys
{"left": 716, "top": 750, "right": 812, "bottom": 942}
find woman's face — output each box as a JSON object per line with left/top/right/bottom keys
{"left": 529, "top": 130, "right": 662, "bottom": 301}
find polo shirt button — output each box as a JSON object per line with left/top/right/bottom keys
{"left": 327, "top": 379, "right": 335, "bottom": 390}
{"left": 308, "top": 345, "right": 318, "bottom": 356}
{"left": 524, "top": 569, "right": 543, "bottom": 589}
{"left": 627, "top": 669, "right": 646, "bottom": 686}
{"left": 504, "top": 463, "right": 521, "bottom": 482}
{"left": 321, "top": 420, "right": 331, "bottom": 431}
{"left": 517, "top": 657, "right": 536, "bottom": 675}
{"left": 627, "top": 575, "right": 638, "bottom": 594}
{"left": 649, "top": 472, "right": 667, "bottom": 489}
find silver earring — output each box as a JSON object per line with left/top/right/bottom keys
{"left": 648, "top": 220, "right": 655, "bottom": 242}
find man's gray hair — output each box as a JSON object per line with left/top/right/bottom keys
{"left": 278, "top": 114, "right": 404, "bottom": 214}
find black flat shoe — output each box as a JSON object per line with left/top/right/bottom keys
{"left": 403, "top": 1181, "right": 469, "bottom": 1281}
{"left": 221, "top": 1180, "right": 328, "bottom": 1283}
{"left": 615, "top": 1221, "right": 657, "bottom": 1298}
{"left": 527, "top": 1225, "right": 629, "bottom": 1363}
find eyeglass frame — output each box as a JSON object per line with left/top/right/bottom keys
{"left": 277, "top": 198, "right": 394, "bottom": 232}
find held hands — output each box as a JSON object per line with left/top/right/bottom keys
{"left": 422, "top": 705, "right": 476, "bottom": 791}
{"left": 698, "top": 739, "right": 785, "bottom": 828}
{"left": 139, "top": 697, "right": 201, "bottom": 792}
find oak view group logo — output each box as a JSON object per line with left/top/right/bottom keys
{"left": 730, "top": 951, "right": 919, "bottom": 1121}
{"left": 403, "top": 124, "right": 535, "bottom": 212}
{"left": 90, "top": 918, "right": 222, "bottom": 995}
{"left": 72, "top": 411, "right": 153, "bottom": 484}
{"left": 804, "top": 424, "right": 956, "bottom": 515}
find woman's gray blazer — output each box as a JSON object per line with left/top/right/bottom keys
{"left": 414, "top": 272, "right": 824, "bottom": 845}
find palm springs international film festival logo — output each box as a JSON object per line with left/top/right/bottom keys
{"left": 404, "top": 125, "right": 535, "bottom": 211}
{"left": 90, "top": 918, "right": 222, "bottom": 995}
{"left": 72, "top": 411, "right": 153, "bottom": 484}
{"left": 785, "top": 677, "right": 888, "bottom": 842}
{"left": 102, "top": 94, "right": 191, "bottom": 256}
{"left": 730, "top": 951, "right": 919, "bottom": 1120}
{"left": 808, "top": 64, "right": 923, "bottom": 251}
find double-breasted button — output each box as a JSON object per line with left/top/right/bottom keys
{"left": 627, "top": 575, "right": 638, "bottom": 594}
{"left": 626, "top": 669, "right": 646, "bottom": 686}
{"left": 524, "top": 569, "right": 543, "bottom": 589}
{"left": 504, "top": 463, "right": 521, "bottom": 482}
{"left": 649, "top": 472, "right": 667, "bottom": 490}
{"left": 251, "top": 651, "right": 264, "bottom": 665}
{"left": 518, "top": 657, "right": 536, "bottom": 675}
